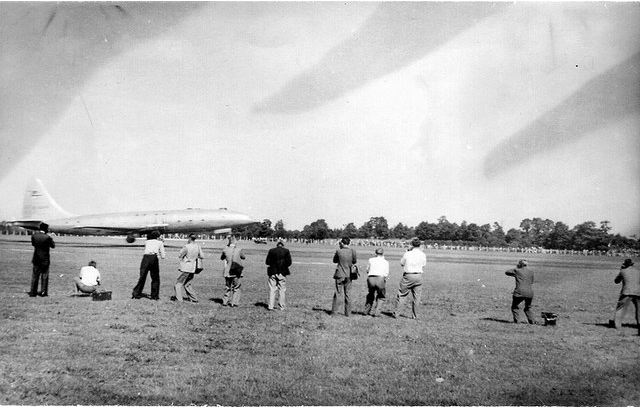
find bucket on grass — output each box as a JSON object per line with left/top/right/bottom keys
{"left": 541, "top": 312, "right": 557, "bottom": 326}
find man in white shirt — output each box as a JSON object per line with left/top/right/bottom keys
{"left": 132, "top": 231, "right": 166, "bottom": 300}
{"left": 364, "top": 248, "right": 389, "bottom": 317}
{"left": 393, "top": 237, "right": 427, "bottom": 319}
{"left": 74, "top": 260, "right": 101, "bottom": 294}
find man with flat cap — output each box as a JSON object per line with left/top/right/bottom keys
{"left": 29, "top": 222, "right": 55, "bottom": 297}
{"left": 505, "top": 259, "right": 535, "bottom": 324}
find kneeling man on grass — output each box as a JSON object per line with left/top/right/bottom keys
{"left": 74, "top": 260, "right": 101, "bottom": 294}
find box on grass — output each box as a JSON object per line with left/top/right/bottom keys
{"left": 92, "top": 291, "right": 112, "bottom": 301}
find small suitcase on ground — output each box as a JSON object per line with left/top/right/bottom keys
{"left": 92, "top": 291, "right": 112, "bottom": 301}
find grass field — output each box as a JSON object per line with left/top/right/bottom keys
{"left": 0, "top": 235, "right": 638, "bottom": 406}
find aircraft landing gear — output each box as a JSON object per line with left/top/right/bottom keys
{"left": 126, "top": 234, "right": 136, "bottom": 243}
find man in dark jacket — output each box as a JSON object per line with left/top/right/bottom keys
{"left": 331, "top": 237, "right": 357, "bottom": 316}
{"left": 505, "top": 259, "right": 535, "bottom": 324}
{"left": 30, "top": 222, "right": 55, "bottom": 297}
{"left": 265, "top": 240, "right": 292, "bottom": 310}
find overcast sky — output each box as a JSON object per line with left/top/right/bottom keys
{"left": 1, "top": 2, "right": 639, "bottom": 236}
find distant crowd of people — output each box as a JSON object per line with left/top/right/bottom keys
{"left": 27, "top": 222, "right": 640, "bottom": 335}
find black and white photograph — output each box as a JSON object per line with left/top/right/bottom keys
{"left": 0, "top": 2, "right": 639, "bottom": 405}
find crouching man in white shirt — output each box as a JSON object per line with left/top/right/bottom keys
{"left": 74, "top": 260, "right": 101, "bottom": 294}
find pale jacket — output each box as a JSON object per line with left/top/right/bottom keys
{"left": 178, "top": 242, "right": 204, "bottom": 273}
{"left": 220, "top": 243, "right": 246, "bottom": 277}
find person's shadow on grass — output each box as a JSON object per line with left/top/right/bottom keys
{"left": 209, "top": 297, "right": 224, "bottom": 304}
{"left": 311, "top": 307, "right": 332, "bottom": 315}
{"left": 480, "top": 317, "right": 513, "bottom": 324}
{"left": 254, "top": 301, "right": 270, "bottom": 310}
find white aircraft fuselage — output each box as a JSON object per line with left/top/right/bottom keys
{"left": 44, "top": 208, "right": 256, "bottom": 236}
{"left": 12, "top": 179, "right": 258, "bottom": 242}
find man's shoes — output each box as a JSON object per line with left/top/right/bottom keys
{"left": 38, "top": 293, "right": 48, "bottom": 297}
{"left": 28, "top": 292, "right": 37, "bottom": 297}
{"left": 150, "top": 297, "right": 159, "bottom": 301}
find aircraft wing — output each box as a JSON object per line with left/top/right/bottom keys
{"left": 68, "top": 224, "right": 170, "bottom": 234}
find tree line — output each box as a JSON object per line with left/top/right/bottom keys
{"left": 237, "top": 216, "right": 640, "bottom": 252}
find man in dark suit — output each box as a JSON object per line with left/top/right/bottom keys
{"left": 30, "top": 222, "right": 55, "bottom": 297}
{"left": 265, "top": 240, "right": 292, "bottom": 310}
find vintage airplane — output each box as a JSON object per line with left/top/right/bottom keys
{"left": 9, "top": 179, "right": 258, "bottom": 243}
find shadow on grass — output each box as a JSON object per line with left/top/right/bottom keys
{"left": 480, "top": 317, "right": 513, "bottom": 324}
{"left": 311, "top": 307, "right": 332, "bottom": 315}
{"left": 583, "top": 321, "right": 638, "bottom": 329}
{"left": 209, "top": 297, "right": 224, "bottom": 304}
{"left": 254, "top": 301, "right": 270, "bottom": 310}
{"left": 70, "top": 293, "right": 92, "bottom": 298}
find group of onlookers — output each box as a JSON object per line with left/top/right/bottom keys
{"left": 26, "top": 222, "right": 640, "bottom": 335}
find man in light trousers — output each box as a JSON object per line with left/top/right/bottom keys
{"left": 265, "top": 240, "right": 292, "bottom": 310}
{"left": 393, "top": 237, "right": 427, "bottom": 319}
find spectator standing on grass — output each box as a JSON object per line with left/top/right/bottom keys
{"left": 505, "top": 259, "right": 536, "bottom": 324}
{"left": 331, "top": 237, "right": 357, "bottom": 316}
{"left": 612, "top": 258, "right": 640, "bottom": 335}
{"left": 131, "top": 230, "right": 166, "bottom": 300}
{"left": 172, "top": 233, "right": 204, "bottom": 303}
{"left": 393, "top": 237, "right": 426, "bottom": 319}
{"left": 74, "top": 260, "right": 101, "bottom": 294}
{"left": 265, "top": 240, "right": 292, "bottom": 310}
{"left": 29, "top": 222, "right": 55, "bottom": 297}
{"left": 364, "top": 248, "right": 389, "bottom": 317}
{"left": 221, "top": 235, "right": 245, "bottom": 307}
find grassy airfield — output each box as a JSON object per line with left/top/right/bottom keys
{"left": 0, "top": 235, "right": 638, "bottom": 406}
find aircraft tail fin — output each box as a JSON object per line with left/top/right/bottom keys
{"left": 23, "top": 179, "right": 74, "bottom": 221}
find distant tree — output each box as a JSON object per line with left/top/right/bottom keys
{"left": 465, "top": 223, "right": 482, "bottom": 243}
{"left": 456, "top": 221, "right": 470, "bottom": 242}
{"left": 544, "top": 221, "right": 573, "bottom": 249}
{"left": 415, "top": 221, "right": 438, "bottom": 241}
{"left": 342, "top": 222, "right": 359, "bottom": 238}
{"left": 273, "top": 219, "right": 286, "bottom": 239}
{"left": 391, "top": 222, "right": 413, "bottom": 239}
{"left": 490, "top": 222, "right": 507, "bottom": 246}
{"left": 505, "top": 228, "right": 524, "bottom": 247}
{"left": 571, "top": 221, "right": 609, "bottom": 250}
{"left": 302, "top": 219, "right": 330, "bottom": 240}
{"left": 436, "top": 216, "right": 457, "bottom": 241}
{"left": 258, "top": 219, "right": 274, "bottom": 238}
{"left": 478, "top": 223, "right": 493, "bottom": 246}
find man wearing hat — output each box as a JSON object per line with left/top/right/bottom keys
{"left": 364, "top": 247, "right": 389, "bottom": 317}
{"left": 505, "top": 259, "right": 535, "bottom": 324}
{"left": 265, "top": 240, "right": 292, "bottom": 310}
{"left": 612, "top": 258, "right": 640, "bottom": 334}
{"left": 393, "top": 238, "right": 427, "bottom": 319}
{"left": 29, "top": 222, "right": 55, "bottom": 297}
